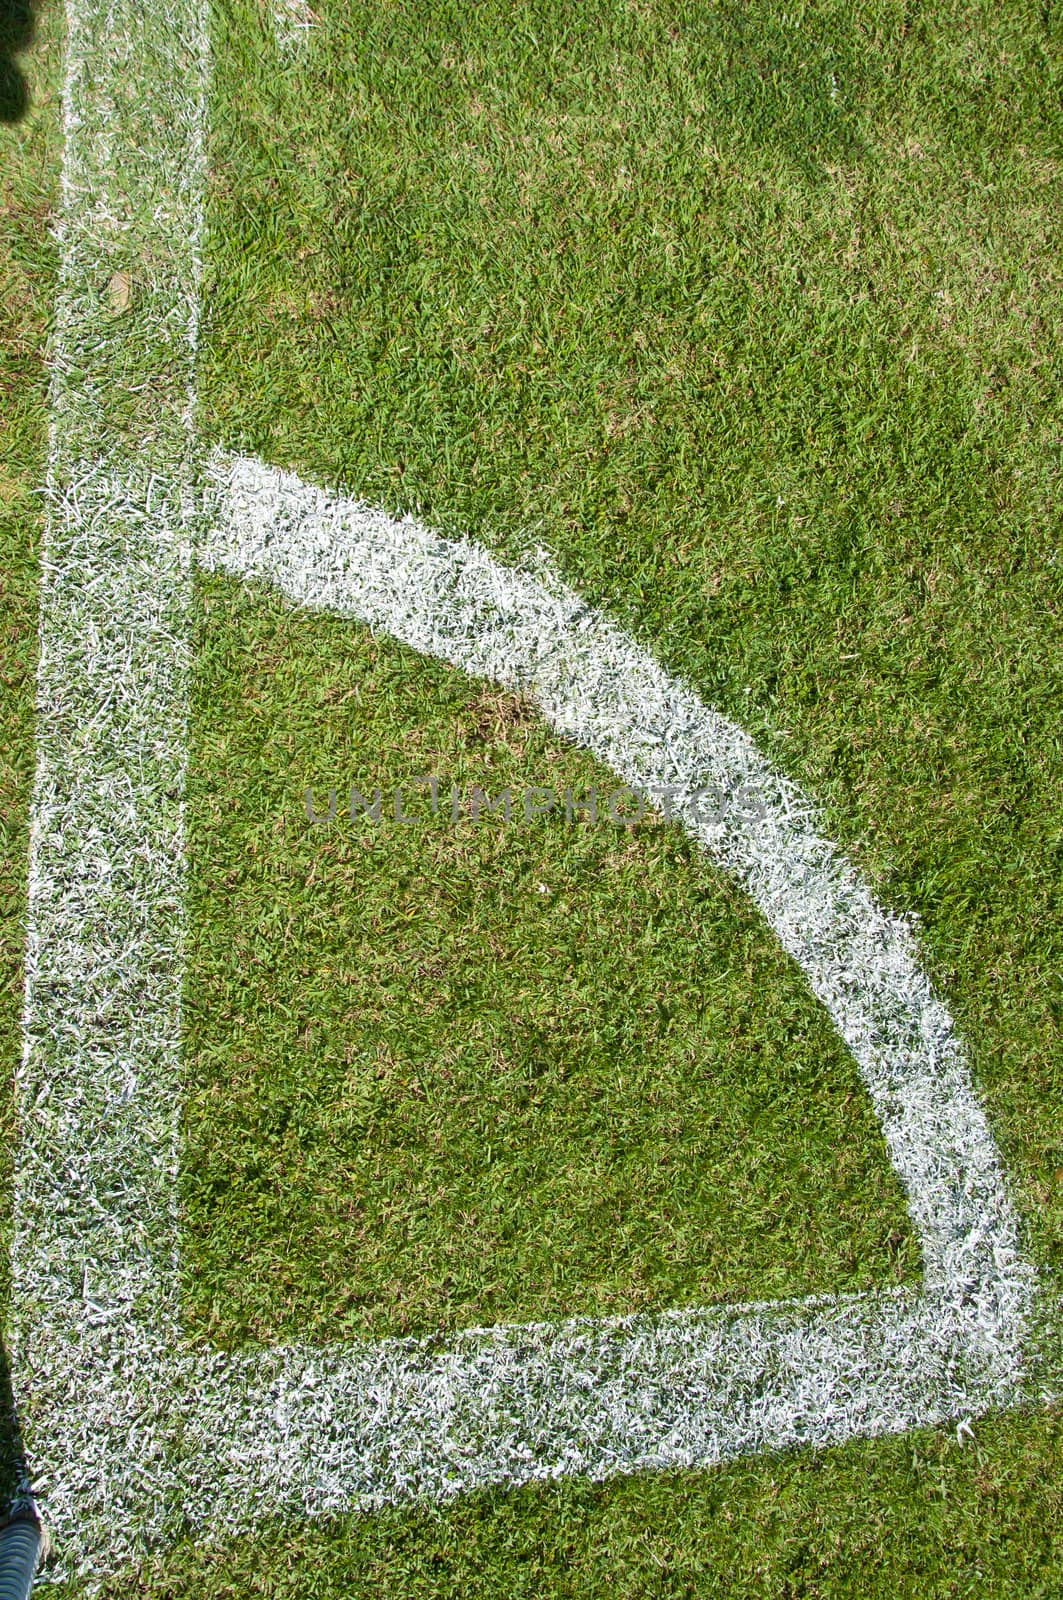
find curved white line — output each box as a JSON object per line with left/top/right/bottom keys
{"left": 202, "top": 449, "right": 1028, "bottom": 1300}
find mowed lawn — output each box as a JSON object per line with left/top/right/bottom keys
{"left": 189, "top": 0, "right": 1062, "bottom": 1333}
{"left": 3, "top": 0, "right": 1063, "bottom": 1593}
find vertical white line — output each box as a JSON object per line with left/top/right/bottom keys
{"left": 12, "top": 0, "right": 207, "bottom": 1566}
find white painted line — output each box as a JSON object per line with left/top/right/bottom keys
{"left": 171, "top": 1284, "right": 1025, "bottom": 1532}
{"left": 12, "top": 0, "right": 1050, "bottom": 1581}
{"left": 202, "top": 451, "right": 1030, "bottom": 1302}
{"left": 272, "top": 0, "right": 318, "bottom": 55}
{"left": 11, "top": 0, "right": 207, "bottom": 1576}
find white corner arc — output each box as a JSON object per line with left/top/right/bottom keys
{"left": 10, "top": 0, "right": 1041, "bottom": 1578}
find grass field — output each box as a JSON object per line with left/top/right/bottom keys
{"left": 191, "top": 0, "right": 1062, "bottom": 1328}
{"left": 184, "top": 577, "right": 921, "bottom": 1345}
{"left": 3, "top": 0, "right": 1063, "bottom": 1592}
{"left": 0, "top": 0, "right": 57, "bottom": 1338}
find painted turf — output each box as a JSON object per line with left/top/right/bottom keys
{"left": 9, "top": 0, "right": 1047, "bottom": 1582}
{"left": 272, "top": 0, "right": 317, "bottom": 55}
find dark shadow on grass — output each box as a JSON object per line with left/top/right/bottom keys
{"left": 0, "top": 0, "right": 38, "bottom": 125}
{"left": 0, "top": 1333, "right": 31, "bottom": 1512}
{"left": 699, "top": 1, "right": 875, "bottom": 174}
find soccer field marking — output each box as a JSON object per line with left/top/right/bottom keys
{"left": 200, "top": 449, "right": 1027, "bottom": 1304}
{"left": 9, "top": 0, "right": 1044, "bottom": 1581}
{"left": 11, "top": 0, "right": 208, "bottom": 1578}
{"left": 272, "top": 0, "right": 318, "bottom": 55}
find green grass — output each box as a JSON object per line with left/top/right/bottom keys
{"left": 81, "top": 1403, "right": 1063, "bottom": 1598}
{"left": 3, "top": 0, "right": 1063, "bottom": 1591}
{"left": 191, "top": 0, "right": 1063, "bottom": 1336}
{"left": 0, "top": 0, "right": 59, "bottom": 1321}
{"left": 184, "top": 574, "right": 918, "bottom": 1343}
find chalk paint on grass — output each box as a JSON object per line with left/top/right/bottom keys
{"left": 273, "top": 0, "right": 318, "bottom": 54}
{"left": 201, "top": 449, "right": 1030, "bottom": 1311}
{"left": 10, "top": 0, "right": 1050, "bottom": 1581}
{"left": 11, "top": 0, "right": 208, "bottom": 1577}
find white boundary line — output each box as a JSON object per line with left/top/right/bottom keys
{"left": 9, "top": 0, "right": 1049, "bottom": 1581}
{"left": 12, "top": 0, "right": 207, "bottom": 1578}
